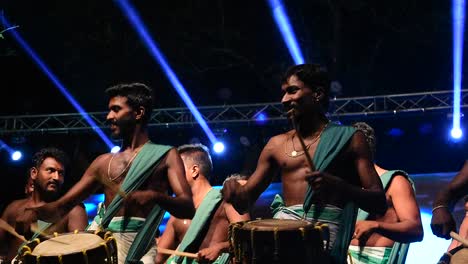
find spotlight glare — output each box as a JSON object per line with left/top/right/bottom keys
{"left": 11, "top": 150, "right": 22, "bottom": 161}
{"left": 256, "top": 112, "right": 267, "bottom": 123}
{"left": 450, "top": 127, "right": 463, "bottom": 139}
{"left": 452, "top": 0, "right": 465, "bottom": 141}
{"left": 0, "top": 14, "right": 114, "bottom": 150}
{"left": 115, "top": 0, "right": 219, "bottom": 146}
{"left": 213, "top": 142, "right": 225, "bottom": 154}
{"left": 268, "top": 0, "right": 304, "bottom": 64}
{"left": 110, "top": 146, "right": 121, "bottom": 153}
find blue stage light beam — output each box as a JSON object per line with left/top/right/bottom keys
{"left": 0, "top": 139, "right": 22, "bottom": 161}
{"left": 1, "top": 14, "right": 116, "bottom": 150}
{"left": 115, "top": 0, "right": 219, "bottom": 146}
{"left": 452, "top": 0, "right": 465, "bottom": 139}
{"left": 268, "top": 0, "right": 304, "bottom": 65}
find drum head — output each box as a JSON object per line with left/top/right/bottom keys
{"left": 242, "top": 219, "right": 313, "bottom": 231}
{"left": 32, "top": 233, "right": 104, "bottom": 256}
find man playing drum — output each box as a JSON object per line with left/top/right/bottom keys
{"left": 348, "top": 122, "right": 423, "bottom": 264}
{"left": 156, "top": 145, "right": 250, "bottom": 264}
{"left": 0, "top": 147, "right": 88, "bottom": 262}
{"left": 18, "top": 83, "right": 195, "bottom": 264}
{"left": 222, "top": 64, "right": 388, "bottom": 263}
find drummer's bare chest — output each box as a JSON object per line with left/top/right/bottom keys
{"left": 105, "top": 153, "right": 166, "bottom": 188}
{"left": 275, "top": 144, "right": 354, "bottom": 181}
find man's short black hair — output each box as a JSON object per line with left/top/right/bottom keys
{"left": 178, "top": 143, "right": 213, "bottom": 180}
{"left": 281, "top": 64, "right": 331, "bottom": 110}
{"left": 31, "top": 147, "right": 69, "bottom": 173}
{"left": 105, "top": 83, "right": 154, "bottom": 125}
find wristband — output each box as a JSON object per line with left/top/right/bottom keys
{"left": 432, "top": 205, "right": 449, "bottom": 213}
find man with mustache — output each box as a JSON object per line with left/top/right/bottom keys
{"left": 222, "top": 64, "right": 387, "bottom": 263}
{"left": 20, "top": 83, "right": 195, "bottom": 264}
{"left": 0, "top": 147, "right": 88, "bottom": 262}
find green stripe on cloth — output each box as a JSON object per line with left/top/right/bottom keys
{"left": 173, "top": 189, "right": 224, "bottom": 264}
{"left": 355, "top": 170, "right": 415, "bottom": 264}
{"left": 301, "top": 123, "right": 357, "bottom": 264}
{"left": 167, "top": 253, "right": 230, "bottom": 264}
{"left": 271, "top": 194, "right": 342, "bottom": 223}
{"left": 107, "top": 217, "right": 145, "bottom": 233}
{"left": 348, "top": 245, "right": 392, "bottom": 264}
{"left": 99, "top": 143, "right": 172, "bottom": 264}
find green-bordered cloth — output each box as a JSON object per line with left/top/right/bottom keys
{"left": 272, "top": 123, "right": 357, "bottom": 263}
{"left": 97, "top": 143, "right": 172, "bottom": 264}
{"left": 301, "top": 123, "right": 358, "bottom": 264}
{"left": 169, "top": 188, "right": 230, "bottom": 264}
{"left": 348, "top": 245, "right": 392, "bottom": 264}
{"left": 354, "top": 170, "right": 415, "bottom": 264}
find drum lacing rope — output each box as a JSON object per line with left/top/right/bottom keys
{"left": 82, "top": 249, "right": 89, "bottom": 264}
{"left": 101, "top": 241, "right": 111, "bottom": 264}
{"left": 299, "top": 227, "right": 306, "bottom": 241}
{"left": 273, "top": 227, "right": 280, "bottom": 263}
{"left": 250, "top": 227, "right": 256, "bottom": 264}
{"left": 105, "top": 232, "right": 117, "bottom": 264}
{"left": 53, "top": 232, "right": 59, "bottom": 237}
{"left": 20, "top": 245, "right": 32, "bottom": 257}
{"left": 36, "top": 255, "right": 40, "bottom": 264}
{"left": 315, "top": 222, "right": 330, "bottom": 251}
{"left": 231, "top": 222, "right": 242, "bottom": 264}
{"left": 58, "top": 254, "right": 63, "bottom": 264}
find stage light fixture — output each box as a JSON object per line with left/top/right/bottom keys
{"left": 110, "top": 146, "right": 121, "bottom": 153}
{"left": 11, "top": 150, "right": 22, "bottom": 161}
{"left": 213, "top": 142, "right": 225, "bottom": 154}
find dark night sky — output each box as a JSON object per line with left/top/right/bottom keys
{"left": 0, "top": 0, "right": 455, "bottom": 114}
{"left": 0, "top": 1, "right": 466, "bottom": 208}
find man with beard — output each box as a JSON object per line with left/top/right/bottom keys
{"left": 19, "top": 83, "right": 195, "bottom": 264}
{"left": 0, "top": 147, "right": 88, "bottom": 262}
{"left": 222, "top": 64, "right": 387, "bottom": 263}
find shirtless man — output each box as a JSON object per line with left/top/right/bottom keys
{"left": 156, "top": 144, "right": 250, "bottom": 264}
{"left": 20, "top": 83, "right": 195, "bottom": 264}
{"left": 0, "top": 147, "right": 88, "bottom": 262}
{"left": 222, "top": 64, "right": 387, "bottom": 263}
{"left": 432, "top": 161, "right": 468, "bottom": 239}
{"left": 348, "top": 122, "right": 423, "bottom": 264}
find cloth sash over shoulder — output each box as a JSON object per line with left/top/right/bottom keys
{"left": 302, "top": 123, "right": 357, "bottom": 264}
{"left": 100, "top": 143, "right": 172, "bottom": 264}
{"left": 356, "top": 170, "right": 415, "bottom": 264}
{"left": 171, "top": 188, "right": 228, "bottom": 264}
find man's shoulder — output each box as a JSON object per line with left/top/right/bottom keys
{"left": 267, "top": 131, "right": 292, "bottom": 146}
{"left": 385, "top": 172, "right": 415, "bottom": 196}
{"left": 4, "top": 198, "right": 28, "bottom": 211}
{"left": 1, "top": 199, "right": 28, "bottom": 219}
{"left": 65, "top": 203, "right": 87, "bottom": 217}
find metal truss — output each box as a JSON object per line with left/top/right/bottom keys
{"left": 0, "top": 90, "right": 466, "bottom": 135}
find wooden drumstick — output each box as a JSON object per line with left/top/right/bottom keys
{"left": 157, "top": 247, "right": 198, "bottom": 259}
{"left": 451, "top": 231, "right": 468, "bottom": 247}
{"left": 0, "top": 218, "right": 26, "bottom": 242}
